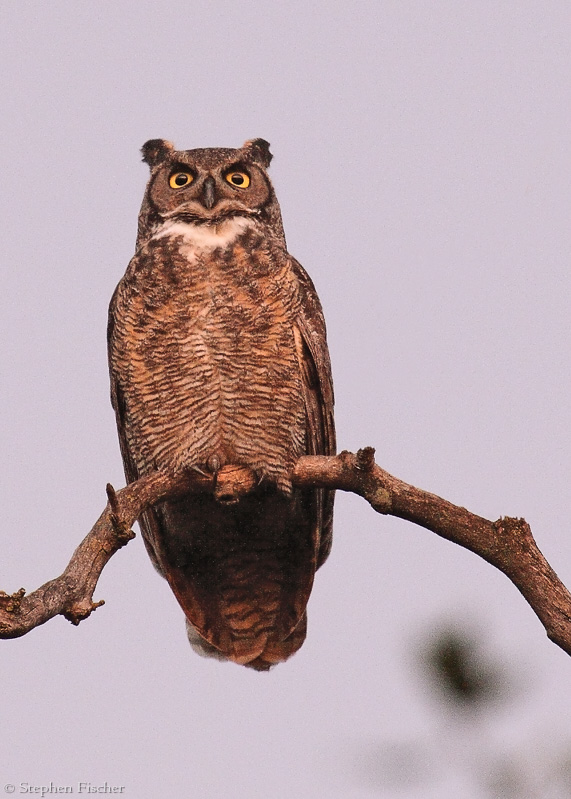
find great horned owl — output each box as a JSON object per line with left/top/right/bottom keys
{"left": 108, "top": 138, "right": 335, "bottom": 670}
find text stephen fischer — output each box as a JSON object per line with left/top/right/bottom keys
{"left": 17, "top": 783, "right": 125, "bottom": 795}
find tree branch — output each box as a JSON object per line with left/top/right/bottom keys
{"left": 2, "top": 448, "right": 570, "bottom": 658}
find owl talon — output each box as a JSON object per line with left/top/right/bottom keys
{"left": 207, "top": 455, "right": 221, "bottom": 474}
{"left": 213, "top": 465, "right": 257, "bottom": 504}
{"left": 189, "top": 465, "right": 210, "bottom": 478}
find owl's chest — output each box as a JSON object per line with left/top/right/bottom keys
{"left": 115, "top": 226, "right": 300, "bottom": 369}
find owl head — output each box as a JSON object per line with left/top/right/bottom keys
{"left": 136, "top": 138, "right": 285, "bottom": 249}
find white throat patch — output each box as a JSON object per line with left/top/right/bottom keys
{"left": 152, "top": 217, "right": 253, "bottom": 251}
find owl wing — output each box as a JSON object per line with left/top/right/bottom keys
{"left": 107, "top": 287, "right": 136, "bottom": 477}
{"left": 290, "top": 257, "right": 336, "bottom": 566}
{"left": 107, "top": 284, "right": 167, "bottom": 574}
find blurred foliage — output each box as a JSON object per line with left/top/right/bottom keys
{"left": 353, "top": 619, "right": 571, "bottom": 798}
{"left": 423, "top": 626, "right": 504, "bottom": 709}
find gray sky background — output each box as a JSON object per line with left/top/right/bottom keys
{"left": 1, "top": 2, "right": 571, "bottom": 797}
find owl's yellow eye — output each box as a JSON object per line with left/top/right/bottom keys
{"left": 169, "top": 171, "right": 193, "bottom": 189}
{"left": 225, "top": 171, "right": 250, "bottom": 189}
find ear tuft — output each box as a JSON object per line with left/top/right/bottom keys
{"left": 141, "top": 139, "right": 175, "bottom": 168}
{"left": 242, "top": 138, "right": 273, "bottom": 168}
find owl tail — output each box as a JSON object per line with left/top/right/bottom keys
{"left": 244, "top": 612, "right": 308, "bottom": 671}
{"left": 186, "top": 612, "right": 307, "bottom": 671}
{"left": 142, "top": 487, "right": 318, "bottom": 670}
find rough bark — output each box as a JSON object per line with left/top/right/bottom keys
{"left": 2, "top": 448, "right": 570, "bottom": 657}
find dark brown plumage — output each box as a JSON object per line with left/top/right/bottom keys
{"left": 108, "top": 139, "right": 335, "bottom": 669}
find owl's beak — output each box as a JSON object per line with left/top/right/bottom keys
{"left": 202, "top": 176, "right": 216, "bottom": 210}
